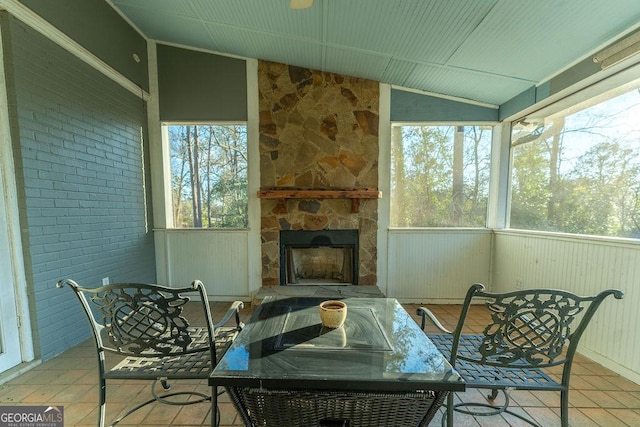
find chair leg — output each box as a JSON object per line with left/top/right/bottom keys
{"left": 560, "top": 390, "right": 569, "bottom": 427}
{"left": 211, "top": 386, "right": 217, "bottom": 427}
{"left": 446, "top": 392, "right": 454, "bottom": 427}
{"left": 99, "top": 377, "right": 106, "bottom": 427}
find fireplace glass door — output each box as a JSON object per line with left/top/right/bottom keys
{"left": 286, "top": 247, "right": 354, "bottom": 284}
{"left": 280, "top": 229, "right": 358, "bottom": 285}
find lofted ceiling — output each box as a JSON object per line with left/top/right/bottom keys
{"left": 109, "top": 0, "right": 640, "bottom": 107}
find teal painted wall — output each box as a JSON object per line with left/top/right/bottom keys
{"left": 3, "top": 14, "right": 155, "bottom": 360}
{"left": 157, "top": 44, "right": 248, "bottom": 122}
{"left": 18, "top": 0, "right": 149, "bottom": 91}
{"left": 391, "top": 89, "right": 498, "bottom": 122}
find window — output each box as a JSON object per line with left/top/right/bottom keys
{"left": 166, "top": 124, "right": 248, "bottom": 228}
{"left": 390, "top": 125, "right": 492, "bottom": 227}
{"left": 510, "top": 85, "right": 640, "bottom": 238}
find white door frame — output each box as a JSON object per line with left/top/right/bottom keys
{"left": 0, "top": 20, "right": 34, "bottom": 373}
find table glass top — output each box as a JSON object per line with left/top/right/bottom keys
{"left": 210, "top": 296, "right": 464, "bottom": 392}
{"left": 275, "top": 305, "right": 392, "bottom": 351}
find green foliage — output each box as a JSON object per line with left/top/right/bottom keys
{"left": 391, "top": 125, "right": 491, "bottom": 227}
{"left": 510, "top": 139, "right": 553, "bottom": 230}
{"left": 169, "top": 124, "right": 248, "bottom": 228}
{"left": 510, "top": 87, "right": 640, "bottom": 239}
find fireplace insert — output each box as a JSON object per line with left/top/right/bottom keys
{"left": 280, "top": 229, "right": 359, "bottom": 285}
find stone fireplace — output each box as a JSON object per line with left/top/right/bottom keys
{"left": 258, "top": 60, "right": 379, "bottom": 286}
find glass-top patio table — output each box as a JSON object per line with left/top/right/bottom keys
{"left": 209, "top": 296, "right": 464, "bottom": 426}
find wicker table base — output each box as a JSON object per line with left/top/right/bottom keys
{"left": 227, "top": 387, "right": 447, "bottom": 427}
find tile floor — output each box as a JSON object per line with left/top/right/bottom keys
{"left": 0, "top": 302, "right": 638, "bottom": 426}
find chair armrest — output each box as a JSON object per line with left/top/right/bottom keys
{"left": 416, "top": 307, "right": 452, "bottom": 334}
{"left": 213, "top": 300, "right": 245, "bottom": 331}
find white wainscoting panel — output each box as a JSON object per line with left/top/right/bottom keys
{"left": 493, "top": 230, "right": 640, "bottom": 384}
{"left": 387, "top": 229, "right": 493, "bottom": 302}
{"left": 158, "top": 229, "right": 250, "bottom": 300}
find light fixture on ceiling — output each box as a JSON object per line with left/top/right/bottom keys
{"left": 593, "top": 31, "right": 640, "bottom": 70}
{"left": 290, "top": 0, "right": 313, "bottom": 9}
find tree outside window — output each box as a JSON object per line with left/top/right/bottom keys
{"left": 510, "top": 86, "right": 640, "bottom": 238}
{"left": 167, "top": 124, "right": 248, "bottom": 228}
{"left": 390, "top": 125, "right": 492, "bottom": 227}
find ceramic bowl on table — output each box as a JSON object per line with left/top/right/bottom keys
{"left": 319, "top": 300, "right": 347, "bottom": 329}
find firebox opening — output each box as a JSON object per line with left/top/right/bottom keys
{"left": 286, "top": 247, "right": 354, "bottom": 284}
{"left": 280, "top": 229, "right": 359, "bottom": 285}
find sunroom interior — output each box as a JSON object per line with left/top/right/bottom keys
{"left": 1, "top": 0, "right": 640, "bottom": 396}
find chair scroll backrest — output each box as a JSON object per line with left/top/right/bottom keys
{"left": 450, "top": 284, "right": 623, "bottom": 370}
{"left": 58, "top": 279, "right": 216, "bottom": 359}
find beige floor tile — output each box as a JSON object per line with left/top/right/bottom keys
{"left": 568, "top": 407, "right": 601, "bottom": 426}
{"left": 604, "top": 390, "right": 640, "bottom": 409}
{"left": 580, "top": 407, "right": 632, "bottom": 426}
{"left": 521, "top": 406, "right": 562, "bottom": 426}
{"left": 569, "top": 390, "right": 600, "bottom": 408}
{"left": 579, "top": 390, "right": 626, "bottom": 409}
{"left": 607, "top": 408, "right": 640, "bottom": 426}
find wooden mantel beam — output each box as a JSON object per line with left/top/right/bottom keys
{"left": 257, "top": 188, "right": 382, "bottom": 213}
{"left": 257, "top": 188, "right": 381, "bottom": 199}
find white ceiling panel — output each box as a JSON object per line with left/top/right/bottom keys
{"left": 381, "top": 59, "right": 418, "bottom": 88}
{"left": 112, "top": 6, "right": 211, "bottom": 50}
{"left": 188, "top": 0, "right": 323, "bottom": 39}
{"left": 112, "top": 0, "right": 198, "bottom": 19}
{"left": 323, "top": 46, "right": 391, "bottom": 82}
{"left": 203, "top": 23, "right": 324, "bottom": 69}
{"left": 109, "top": 0, "right": 640, "bottom": 105}
{"left": 448, "top": 0, "right": 640, "bottom": 81}
{"left": 405, "top": 64, "right": 534, "bottom": 106}
{"left": 325, "top": 0, "right": 498, "bottom": 64}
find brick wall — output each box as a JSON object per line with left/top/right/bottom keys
{"left": 4, "top": 15, "right": 155, "bottom": 360}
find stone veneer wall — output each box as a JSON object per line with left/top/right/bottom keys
{"left": 258, "top": 60, "right": 379, "bottom": 286}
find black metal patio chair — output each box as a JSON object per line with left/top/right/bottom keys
{"left": 417, "top": 283, "right": 623, "bottom": 427}
{"left": 57, "top": 279, "right": 244, "bottom": 427}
